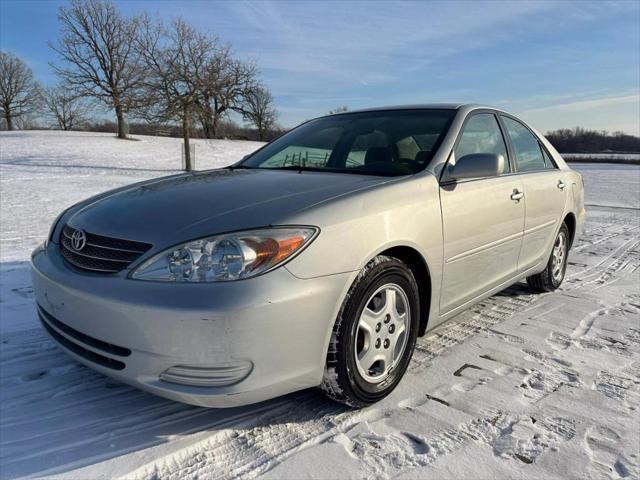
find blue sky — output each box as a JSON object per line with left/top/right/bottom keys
{"left": 1, "top": 0, "right": 639, "bottom": 133}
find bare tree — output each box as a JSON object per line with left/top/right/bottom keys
{"left": 196, "top": 48, "right": 258, "bottom": 138}
{"left": 137, "top": 17, "right": 216, "bottom": 171}
{"left": 13, "top": 113, "right": 42, "bottom": 130}
{"left": 0, "top": 51, "right": 41, "bottom": 130}
{"left": 546, "top": 126, "right": 640, "bottom": 153}
{"left": 329, "top": 105, "right": 348, "bottom": 115}
{"left": 50, "top": 0, "right": 143, "bottom": 139}
{"left": 41, "top": 83, "right": 92, "bottom": 130}
{"left": 242, "top": 85, "right": 277, "bottom": 141}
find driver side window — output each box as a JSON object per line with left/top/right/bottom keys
{"left": 454, "top": 114, "right": 509, "bottom": 174}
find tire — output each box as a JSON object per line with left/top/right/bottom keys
{"left": 527, "top": 223, "right": 570, "bottom": 292}
{"left": 321, "top": 255, "right": 420, "bottom": 408}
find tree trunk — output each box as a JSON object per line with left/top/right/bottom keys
{"left": 183, "top": 106, "right": 192, "bottom": 172}
{"left": 211, "top": 100, "right": 226, "bottom": 138}
{"left": 5, "top": 113, "right": 13, "bottom": 131}
{"left": 114, "top": 101, "right": 127, "bottom": 139}
{"left": 200, "top": 111, "right": 213, "bottom": 139}
{"left": 211, "top": 111, "right": 219, "bottom": 138}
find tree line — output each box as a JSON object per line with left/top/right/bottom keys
{"left": 2, "top": 1, "right": 639, "bottom": 168}
{"left": 0, "top": 0, "right": 278, "bottom": 170}
{"left": 545, "top": 127, "right": 640, "bottom": 154}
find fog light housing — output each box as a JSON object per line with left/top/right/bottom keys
{"left": 159, "top": 361, "right": 253, "bottom": 387}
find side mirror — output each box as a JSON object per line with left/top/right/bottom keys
{"left": 449, "top": 153, "right": 504, "bottom": 180}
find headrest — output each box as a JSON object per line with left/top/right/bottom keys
{"left": 365, "top": 146, "right": 393, "bottom": 165}
{"left": 414, "top": 151, "right": 430, "bottom": 164}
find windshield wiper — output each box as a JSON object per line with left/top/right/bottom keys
{"left": 226, "top": 164, "right": 255, "bottom": 170}
{"left": 263, "top": 165, "right": 329, "bottom": 172}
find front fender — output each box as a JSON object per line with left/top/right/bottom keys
{"left": 283, "top": 173, "right": 444, "bottom": 325}
{"left": 283, "top": 174, "right": 443, "bottom": 280}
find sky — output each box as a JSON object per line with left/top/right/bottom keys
{"left": 1, "top": 0, "right": 639, "bottom": 134}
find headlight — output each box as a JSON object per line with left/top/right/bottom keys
{"left": 130, "top": 227, "right": 318, "bottom": 282}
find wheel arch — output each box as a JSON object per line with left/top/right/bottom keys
{"left": 378, "top": 245, "right": 432, "bottom": 337}
{"left": 563, "top": 212, "right": 576, "bottom": 248}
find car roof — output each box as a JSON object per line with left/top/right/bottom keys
{"left": 344, "top": 103, "right": 464, "bottom": 112}
{"left": 329, "top": 103, "right": 507, "bottom": 115}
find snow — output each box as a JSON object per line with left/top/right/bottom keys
{"left": 0, "top": 131, "right": 263, "bottom": 263}
{"left": 1, "top": 131, "right": 639, "bottom": 479}
{"left": 570, "top": 162, "right": 640, "bottom": 210}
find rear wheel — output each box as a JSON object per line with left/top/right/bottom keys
{"left": 321, "top": 255, "right": 419, "bottom": 407}
{"left": 527, "top": 223, "right": 570, "bottom": 292}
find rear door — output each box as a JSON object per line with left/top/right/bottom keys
{"left": 500, "top": 116, "right": 568, "bottom": 272}
{"left": 439, "top": 112, "right": 525, "bottom": 314}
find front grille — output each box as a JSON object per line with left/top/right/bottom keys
{"left": 38, "top": 305, "right": 130, "bottom": 370}
{"left": 60, "top": 225, "right": 152, "bottom": 273}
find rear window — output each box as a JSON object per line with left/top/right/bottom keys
{"left": 501, "top": 116, "right": 548, "bottom": 172}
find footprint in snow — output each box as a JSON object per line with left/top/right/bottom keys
{"left": 585, "top": 425, "right": 638, "bottom": 478}
{"left": 22, "top": 370, "right": 48, "bottom": 381}
{"left": 402, "top": 432, "right": 430, "bottom": 455}
{"left": 452, "top": 377, "right": 492, "bottom": 393}
{"left": 10, "top": 285, "right": 34, "bottom": 298}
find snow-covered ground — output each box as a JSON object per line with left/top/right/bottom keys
{"left": 1, "top": 131, "right": 639, "bottom": 479}
{"left": 0, "top": 131, "right": 263, "bottom": 263}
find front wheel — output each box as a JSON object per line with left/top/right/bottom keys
{"left": 321, "top": 255, "right": 420, "bottom": 408}
{"left": 527, "top": 223, "right": 570, "bottom": 292}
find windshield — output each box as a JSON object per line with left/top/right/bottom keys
{"left": 239, "top": 109, "right": 456, "bottom": 176}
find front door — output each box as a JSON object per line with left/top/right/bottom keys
{"left": 439, "top": 113, "right": 525, "bottom": 314}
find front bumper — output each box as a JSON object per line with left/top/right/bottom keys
{"left": 31, "top": 243, "right": 353, "bottom": 407}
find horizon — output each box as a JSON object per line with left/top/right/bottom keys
{"left": 1, "top": 0, "right": 639, "bottom": 134}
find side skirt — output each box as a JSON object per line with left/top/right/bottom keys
{"left": 426, "top": 262, "right": 544, "bottom": 333}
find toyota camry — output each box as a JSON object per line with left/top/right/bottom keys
{"left": 31, "top": 104, "right": 585, "bottom": 407}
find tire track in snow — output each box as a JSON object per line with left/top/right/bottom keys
{"left": 573, "top": 224, "right": 639, "bottom": 253}
{"left": 1, "top": 285, "right": 544, "bottom": 477}
{"left": 3, "top": 205, "right": 638, "bottom": 478}
{"left": 20, "top": 255, "right": 615, "bottom": 476}
{"left": 341, "top": 410, "right": 577, "bottom": 478}
{"left": 580, "top": 241, "right": 640, "bottom": 291}
{"left": 125, "top": 288, "right": 546, "bottom": 480}
{"left": 546, "top": 301, "right": 639, "bottom": 359}
{"left": 410, "top": 290, "right": 536, "bottom": 372}
{"left": 566, "top": 236, "right": 639, "bottom": 285}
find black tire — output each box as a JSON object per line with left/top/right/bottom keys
{"left": 527, "top": 223, "right": 570, "bottom": 292}
{"left": 320, "top": 255, "right": 420, "bottom": 408}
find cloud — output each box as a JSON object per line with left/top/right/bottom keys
{"left": 225, "top": 0, "right": 559, "bottom": 86}
{"left": 522, "top": 94, "right": 639, "bottom": 114}
{"left": 519, "top": 93, "right": 640, "bottom": 134}
{"left": 124, "top": 0, "right": 640, "bottom": 128}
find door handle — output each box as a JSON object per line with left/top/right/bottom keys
{"left": 557, "top": 180, "right": 566, "bottom": 190}
{"left": 510, "top": 189, "right": 524, "bottom": 201}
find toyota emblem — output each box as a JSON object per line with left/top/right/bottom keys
{"left": 71, "top": 229, "right": 87, "bottom": 251}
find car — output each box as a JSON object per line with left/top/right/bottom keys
{"left": 31, "top": 104, "right": 586, "bottom": 408}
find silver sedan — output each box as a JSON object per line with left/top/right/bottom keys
{"left": 31, "top": 104, "right": 585, "bottom": 407}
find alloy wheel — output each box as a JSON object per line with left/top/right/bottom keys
{"left": 552, "top": 231, "right": 567, "bottom": 282}
{"left": 354, "top": 283, "right": 410, "bottom": 384}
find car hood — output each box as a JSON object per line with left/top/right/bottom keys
{"left": 67, "top": 168, "right": 393, "bottom": 245}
